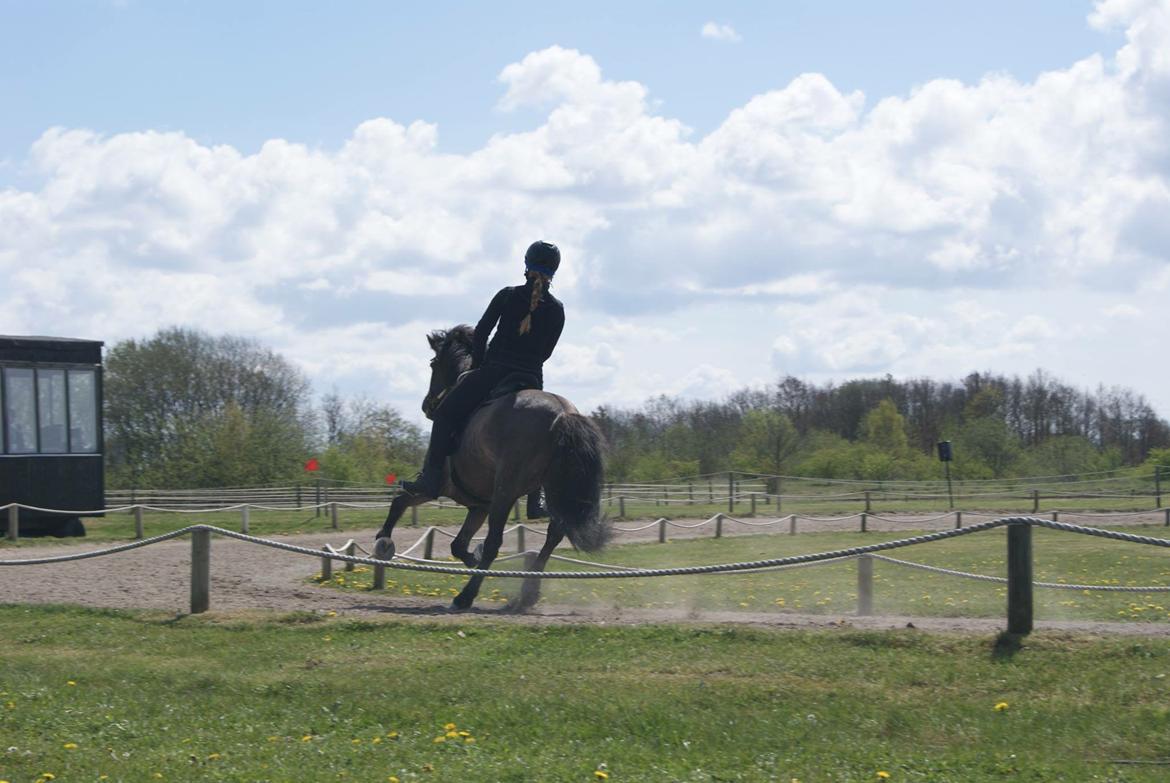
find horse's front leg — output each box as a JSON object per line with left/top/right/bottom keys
{"left": 373, "top": 493, "right": 427, "bottom": 560}
{"left": 451, "top": 497, "right": 511, "bottom": 611}
{"left": 451, "top": 508, "right": 488, "bottom": 568}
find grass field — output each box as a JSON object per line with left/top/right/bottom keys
{"left": 2, "top": 605, "right": 1169, "bottom": 782}
{"left": 316, "top": 526, "right": 1170, "bottom": 625}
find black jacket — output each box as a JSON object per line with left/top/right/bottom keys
{"left": 471, "top": 281, "right": 565, "bottom": 372}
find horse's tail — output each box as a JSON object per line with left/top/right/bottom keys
{"left": 545, "top": 412, "right": 610, "bottom": 552}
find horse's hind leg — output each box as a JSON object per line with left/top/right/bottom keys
{"left": 511, "top": 518, "right": 565, "bottom": 611}
{"left": 373, "top": 493, "right": 428, "bottom": 559}
{"left": 452, "top": 497, "right": 511, "bottom": 611}
{"left": 451, "top": 507, "right": 488, "bottom": 568}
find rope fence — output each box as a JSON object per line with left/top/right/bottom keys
{"left": 4, "top": 511, "right": 1170, "bottom": 635}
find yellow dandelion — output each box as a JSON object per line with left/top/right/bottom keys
{"left": 302, "top": 735, "right": 314, "bottom": 742}
{"left": 63, "top": 743, "right": 78, "bottom": 750}
{"left": 445, "top": 730, "right": 458, "bottom": 738}
{"left": 267, "top": 736, "right": 279, "bottom": 742}
{"left": 995, "top": 701, "right": 1009, "bottom": 711}
{"left": 372, "top": 736, "right": 382, "bottom": 744}
{"left": 458, "top": 730, "right": 471, "bottom": 737}
{"left": 66, "top": 681, "right": 76, "bottom": 686}
{"left": 352, "top": 739, "right": 362, "bottom": 745}
{"left": 40, "top": 776, "right": 55, "bottom": 782}
{"left": 444, "top": 722, "right": 456, "bottom": 730}
{"left": 433, "top": 736, "right": 446, "bottom": 744}
{"left": 464, "top": 737, "right": 475, "bottom": 744}
{"left": 207, "top": 753, "right": 221, "bottom": 761}
{"left": 153, "top": 775, "right": 163, "bottom": 780}
{"left": 323, "top": 635, "right": 333, "bottom": 642}
{"left": 595, "top": 772, "right": 609, "bottom": 780}
{"left": 389, "top": 778, "right": 400, "bottom": 783}
{"left": 386, "top": 731, "right": 399, "bottom": 739}
{"left": 877, "top": 773, "right": 890, "bottom": 780}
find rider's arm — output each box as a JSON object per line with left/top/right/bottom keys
{"left": 539, "top": 304, "right": 566, "bottom": 363}
{"left": 471, "top": 288, "right": 508, "bottom": 368}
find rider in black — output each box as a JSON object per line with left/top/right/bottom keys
{"left": 401, "top": 241, "right": 565, "bottom": 508}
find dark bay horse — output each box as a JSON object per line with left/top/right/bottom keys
{"left": 373, "top": 325, "right": 609, "bottom": 610}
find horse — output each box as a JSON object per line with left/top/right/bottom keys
{"left": 373, "top": 325, "right": 610, "bottom": 610}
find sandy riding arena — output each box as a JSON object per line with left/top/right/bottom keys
{"left": 3, "top": 512, "right": 1170, "bottom": 637}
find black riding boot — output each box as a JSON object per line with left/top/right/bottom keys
{"left": 526, "top": 489, "right": 547, "bottom": 519}
{"left": 401, "top": 417, "right": 454, "bottom": 499}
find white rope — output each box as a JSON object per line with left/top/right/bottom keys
{"left": 871, "top": 555, "right": 1170, "bottom": 592}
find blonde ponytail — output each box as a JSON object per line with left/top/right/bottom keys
{"left": 518, "top": 271, "right": 548, "bottom": 335}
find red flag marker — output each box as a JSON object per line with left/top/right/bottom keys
{"left": 385, "top": 473, "right": 397, "bottom": 485}
{"left": 304, "top": 458, "right": 320, "bottom": 472}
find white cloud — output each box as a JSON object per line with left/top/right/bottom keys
{"left": 700, "top": 22, "right": 741, "bottom": 43}
{"left": 4, "top": 1, "right": 1170, "bottom": 419}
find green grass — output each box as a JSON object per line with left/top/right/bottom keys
{"left": 321, "top": 526, "right": 1170, "bottom": 625}
{"left": 2, "top": 605, "right": 1170, "bottom": 782}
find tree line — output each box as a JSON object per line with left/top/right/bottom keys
{"left": 103, "top": 328, "right": 1170, "bottom": 489}
{"left": 593, "top": 372, "right": 1170, "bottom": 483}
{"left": 104, "top": 327, "right": 424, "bottom": 489}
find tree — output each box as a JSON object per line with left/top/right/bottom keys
{"left": 731, "top": 409, "right": 801, "bottom": 481}
{"left": 105, "top": 327, "right": 315, "bottom": 488}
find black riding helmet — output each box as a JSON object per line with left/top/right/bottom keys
{"left": 524, "top": 240, "right": 560, "bottom": 278}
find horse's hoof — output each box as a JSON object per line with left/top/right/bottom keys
{"left": 373, "top": 537, "right": 396, "bottom": 560}
{"left": 449, "top": 599, "right": 472, "bottom": 612}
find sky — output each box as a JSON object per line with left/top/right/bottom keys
{"left": 1, "top": 0, "right": 1168, "bottom": 425}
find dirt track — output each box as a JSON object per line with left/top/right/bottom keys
{"left": 2, "top": 512, "right": 1169, "bottom": 637}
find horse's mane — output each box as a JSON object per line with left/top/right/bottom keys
{"left": 429, "top": 325, "right": 475, "bottom": 368}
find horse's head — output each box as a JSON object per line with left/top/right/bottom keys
{"left": 421, "top": 325, "right": 475, "bottom": 419}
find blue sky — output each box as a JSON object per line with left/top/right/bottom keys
{"left": 1, "top": 1, "right": 1120, "bottom": 165}
{"left": 2, "top": 0, "right": 1168, "bottom": 424}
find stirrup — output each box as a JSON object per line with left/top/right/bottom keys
{"left": 526, "top": 491, "right": 548, "bottom": 520}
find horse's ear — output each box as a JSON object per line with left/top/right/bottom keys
{"left": 426, "top": 330, "right": 445, "bottom": 352}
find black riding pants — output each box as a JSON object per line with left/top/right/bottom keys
{"left": 422, "top": 364, "right": 511, "bottom": 466}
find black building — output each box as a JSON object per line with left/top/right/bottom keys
{"left": 1, "top": 335, "right": 104, "bottom": 536}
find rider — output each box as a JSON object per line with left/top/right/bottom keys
{"left": 401, "top": 240, "right": 565, "bottom": 508}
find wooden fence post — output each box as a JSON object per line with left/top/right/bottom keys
{"left": 134, "top": 506, "right": 144, "bottom": 539}
{"left": 1164, "top": 507, "right": 1169, "bottom": 527}
{"left": 658, "top": 518, "right": 667, "bottom": 544}
{"left": 513, "top": 501, "right": 521, "bottom": 521}
{"left": 240, "top": 505, "right": 250, "bottom": 534}
{"left": 330, "top": 502, "right": 339, "bottom": 530}
{"left": 320, "top": 547, "right": 333, "bottom": 581}
{"left": 750, "top": 492, "right": 757, "bottom": 516}
{"left": 865, "top": 491, "right": 872, "bottom": 513}
{"left": 190, "top": 528, "right": 211, "bottom": 614}
{"left": 373, "top": 563, "right": 386, "bottom": 590}
{"left": 688, "top": 482, "right": 694, "bottom": 505}
{"left": 1051, "top": 510, "right": 1059, "bottom": 522}
{"left": 728, "top": 473, "right": 735, "bottom": 513}
{"left": 344, "top": 541, "right": 356, "bottom": 572}
{"left": 860, "top": 512, "right": 867, "bottom": 533}
{"left": 857, "top": 555, "right": 873, "bottom": 616}
{"left": 619, "top": 496, "right": 626, "bottom": 518}
{"left": 424, "top": 527, "right": 434, "bottom": 560}
{"left": 1032, "top": 489, "right": 1039, "bottom": 513}
{"left": 715, "top": 513, "right": 723, "bottom": 538}
{"left": 410, "top": 505, "right": 418, "bottom": 527}
{"left": 1007, "top": 521, "right": 1034, "bottom": 635}
{"left": 7, "top": 504, "right": 19, "bottom": 542}
{"left": 517, "top": 524, "right": 526, "bottom": 553}
{"left": 789, "top": 515, "right": 797, "bottom": 535}
{"left": 954, "top": 510, "right": 962, "bottom": 529}
{"left": 708, "top": 480, "right": 713, "bottom": 502}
